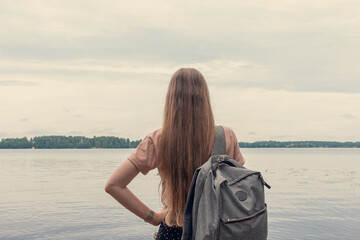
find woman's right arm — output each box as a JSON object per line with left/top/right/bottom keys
{"left": 105, "top": 159, "right": 165, "bottom": 226}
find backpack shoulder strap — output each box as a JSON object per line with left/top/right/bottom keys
{"left": 211, "top": 126, "right": 226, "bottom": 155}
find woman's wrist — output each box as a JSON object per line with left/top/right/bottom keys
{"left": 143, "top": 209, "right": 155, "bottom": 223}
{"left": 144, "top": 210, "right": 165, "bottom": 226}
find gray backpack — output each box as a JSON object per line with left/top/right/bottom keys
{"left": 182, "top": 126, "right": 271, "bottom": 240}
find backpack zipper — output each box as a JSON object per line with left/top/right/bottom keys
{"left": 221, "top": 205, "right": 267, "bottom": 224}
{"left": 228, "top": 172, "right": 270, "bottom": 189}
{"left": 259, "top": 174, "right": 271, "bottom": 189}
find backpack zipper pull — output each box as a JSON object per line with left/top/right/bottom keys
{"left": 259, "top": 174, "right": 271, "bottom": 189}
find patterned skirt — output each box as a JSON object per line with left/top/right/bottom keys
{"left": 154, "top": 222, "right": 183, "bottom": 240}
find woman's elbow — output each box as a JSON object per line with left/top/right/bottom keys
{"left": 105, "top": 181, "right": 116, "bottom": 193}
{"left": 105, "top": 180, "right": 127, "bottom": 194}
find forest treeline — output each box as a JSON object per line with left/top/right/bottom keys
{"left": 0, "top": 136, "right": 141, "bottom": 149}
{"left": 238, "top": 141, "right": 360, "bottom": 148}
{"left": 0, "top": 136, "right": 359, "bottom": 149}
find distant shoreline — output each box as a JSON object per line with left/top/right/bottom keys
{"left": 0, "top": 136, "right": 359, "bottom": 149}
{"left": 239, "top": 141, "right": 360, "bottom": 148}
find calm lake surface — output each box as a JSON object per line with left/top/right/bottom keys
{"left": 1, "top": 148, "right": 359, "bottom": 240}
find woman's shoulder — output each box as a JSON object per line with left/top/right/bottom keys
{"left": 142, "top": 128, "right": 162, "bottom": 146}
{"left": 219, "top": 125, "right": 237, "bottom": 138}
{"left": 127, "top": 128, "right": 162, "bottom": 175}
{"left": 219, "top": 125, "right": 245, "bottom": 165}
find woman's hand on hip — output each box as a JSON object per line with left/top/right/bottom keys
{"left": 149, "top": 208, "right": 167, "bottom": 226}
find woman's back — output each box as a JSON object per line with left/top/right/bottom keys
{"left": 106, "top": 68, "right": 245, "bottom": 240}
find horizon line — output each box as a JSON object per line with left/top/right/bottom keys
{"left": 0, "top": 135, "right": 359, "bottom": 143}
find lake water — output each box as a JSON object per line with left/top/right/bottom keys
{"left": 0, "top": 148, "right": 359, "bottom": 240}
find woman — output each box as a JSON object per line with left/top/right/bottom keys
{"left": 105, "top": 68, "right": 245, "bottom": 240}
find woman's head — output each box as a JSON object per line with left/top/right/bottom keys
{"left": 163, "top": 68, "right": 212, "bottom": 127}
{"left": 159, "top": 68, "right": 215, "bottom": 226}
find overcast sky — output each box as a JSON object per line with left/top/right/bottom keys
{"left": 0, "top": 0, "right": 359, "bottom": 142}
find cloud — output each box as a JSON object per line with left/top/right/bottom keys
{"left": 91, "top": 128, "right": 118, "bottom": 136}
{"left": 67, "top": 130, "right": 83, "bottom": 135}
{"left": 0, "top": 80, "right": 35, "bottom": 86}
{"left": 1, "top": 56, "right": 359, "bottom": 93}
{"left": 19, "top": 118, "right": 29, "bottom": 122}
{"left": 270, "top": 135, "right": 293, "bottom": 140}
{"left": 341, "top": 113, "right": 355, "bottom": 119}
{"left": 1, "top": 1, "right": 359, "bottom": 93}
{"left": 0, "top": 132, "right": 8, "bottom": 138}
{"left": 1, "top": 0, "right": 360, "bottom": 141}
{"left": 25, "top": 130, "right": 51, "bottom": 136}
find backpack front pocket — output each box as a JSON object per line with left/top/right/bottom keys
{"left": 219, "top": 206, "right": 268, "bottom": 240}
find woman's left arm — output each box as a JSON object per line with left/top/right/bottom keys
{"left": 105, "top": 159, "right": 164, "bottom": 226}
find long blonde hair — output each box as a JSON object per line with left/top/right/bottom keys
{"left": 158, "top": 68, "right": 215, "bottom": 226}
